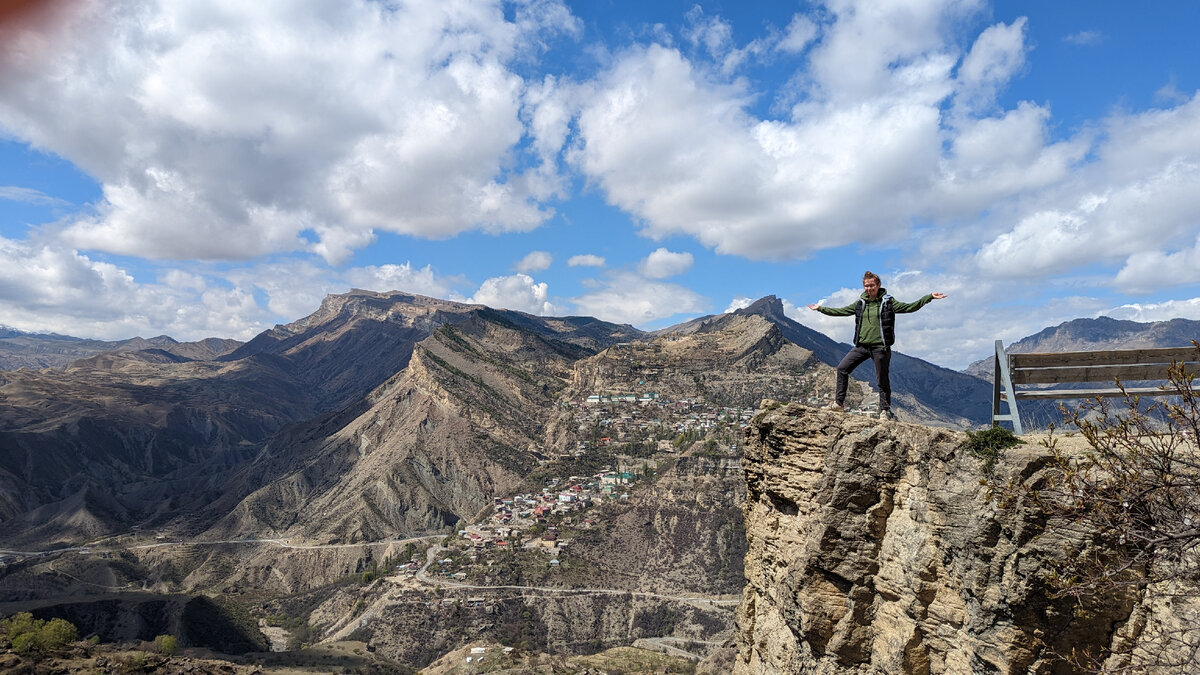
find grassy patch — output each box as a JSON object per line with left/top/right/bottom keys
{"left": 965, "top": 426, "right": 1023, "bottom": 474}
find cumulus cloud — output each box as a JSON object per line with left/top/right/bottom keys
{"left": 565, "top": 0, "right": 1199, "bottom": 299}
{"left": 976, "top": 116, "right": 1200, "bottom": 279}
{"left": 1114, "top": 238, "right": 1200, "bottom": 294}
{"left": 778, "top": 14, "right": 818, "bottom": 54}
{"left": 571, "top": 272, "right": 707, "bottom": 326}
{"left": 345, "top": 262, "right": 458, "bottom": 298}
{"left": 724, "top": 296, "right": 753, "bottom": 312}
{"left": 0, "top": 236, "right": 268, "bottom": 340}
{"left": 469, "top": 273, "right": 557, "bottom": 315}
{"left": 955, "top": 18, "right": 1028, "bottom": 111}
{"left": 515, "top": 250, "right": 553, "bottom": 273}
{"left": 638, "top": 247, "right": 693, "bottom": 278}
{"left": 0, "top": 232, "right": 472, "bottom": 342}
{"left": 567, "top": 254, "right": 605, "bottom": 267}
{"left": 569, "top": 1, "right": 975, "bottom": 261}
{"left": 0, "top": 0, "right": 577, "bottom": 264}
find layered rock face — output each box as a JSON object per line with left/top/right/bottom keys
{"left": 735, "top": 403, "right": 1135, "bottom": 674}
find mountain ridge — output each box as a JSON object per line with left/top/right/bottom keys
{"left": 965, "top": 315, "right": 1200, "bottom": 380}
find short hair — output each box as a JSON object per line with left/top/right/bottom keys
{"left": 862, "top": 271, "right": 881, "bottom": 285}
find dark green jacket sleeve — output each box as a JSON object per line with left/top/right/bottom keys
{"left": 814, "top": 302, "right": 857, "bottom": 317}
{"left": 892, "top": 294, "right": 935, "bottom": 313}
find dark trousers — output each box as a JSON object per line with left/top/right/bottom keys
{"left": 835, "top": 345, "right": 891, "bottom": 410}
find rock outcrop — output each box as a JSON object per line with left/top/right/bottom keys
{"left": 735, "top": 403, "right": 1136, "bottom": 674}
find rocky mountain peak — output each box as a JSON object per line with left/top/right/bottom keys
{"left": 732, "top": 295, "right": 789, "bottom": 323}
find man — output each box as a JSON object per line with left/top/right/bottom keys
{"left": 807, "top": 271, "right": 947, "bottom": 420}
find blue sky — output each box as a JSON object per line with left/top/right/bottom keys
{"left": 1, "top": 0, "right": 1198, "bottom": 370}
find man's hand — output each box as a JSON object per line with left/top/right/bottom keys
{"left": 932, "top": 292, "right": 948, "bottom": 299}
{"left": 806, "top": 303, "right": 820, "bottom": 310}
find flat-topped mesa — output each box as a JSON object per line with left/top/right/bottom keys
{"left": 734, "top": 402, "right": 1136, "bottom": 674}
{"left": 284, "top": 289, "right": 474, "bottom": 333}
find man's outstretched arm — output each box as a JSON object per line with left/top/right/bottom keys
{"left": 807, "top": 301, "right": 857, "bottom": 316}
{"left": 892, "top": 292, "right": 948, "bottom": 313}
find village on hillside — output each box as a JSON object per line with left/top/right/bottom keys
{"left": 403, "top": 389, "right": 879, "bottom": 585}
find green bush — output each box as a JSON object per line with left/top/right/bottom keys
{"left": 1, "top": 612, "right": 78, "bottom": 654}
{"left": 39, "top": 618, "right": 78, "bottom": 650}
{"left": 965, "top": 426, "right": 1022, "bottom": 473}
{"left": 153, "top": 634, "right": 179, "bottom": 656}
{"left": 10, "top": 631, "right": 39, "bottom": 654}
{"left": 0, "top": 612, "right": 37, "bottom": 637}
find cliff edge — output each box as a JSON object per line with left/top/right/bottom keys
{"left": 735, "top": 403, "right": 1135, "bottom": 674}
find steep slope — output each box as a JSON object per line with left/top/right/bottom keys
{"left": 218, "top": 290, "right": 472, "bottom": 412}
{"left": 575, "top": 313, "right": 834, "bottom": 407}
{"left": 555, "top": 315, "right": 821, "bottom": 596}
{"left": 0, "top": 290, "right": 641, "bottom": 551}
{"left": 0, "top": 354, "right": 317, "bottom": 543}
{"left": 567, "top": 455, "right": 747, "bottom": 595}
{"left": 199, "top": 312, "right": 609, "bottom": 544}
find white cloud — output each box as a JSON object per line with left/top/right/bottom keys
{"left": 567, "top": 254, "right": 605, "bottom": 267}
{"left": 778, "top": 15, "right": 818, "bottom": 54}
{"left": 955, "top": 18, "right": 1028, "bottom": 111}
{"left": 571, "top": 272, "right": 707, "bottom": 326}
{"left": 1064, "top": 30, "right": 1103, "bottom": 46}
{"left": 0, "top": 236, "right": 268, "bottom": 340}
{"left": 638, "top": 247, "right": 693, "bottom": 278}
{"left": 469, "top": 273, "right": 557, "bottom": 315}
{"left": 515, "top": 250, "right": 553, "bottom": 273}
{"left": 344, "top": 261, "right": 457, "bottom": 297}
{"left": 725, "top": 296, "right": 753, "bottom": 312}
{"left": 562, "top": 2, "right": 1199, "bottom": 301}
{"left": 1154, "top": 80, "right": 1190, "bottom": 106}
{"left": 0, "top": 0, "right": 576, "bottom": 264}
{"left": 0, "top": 186, "right": 68, "bottom": 207}
{"left": 934, "top": 102, "right": 1087, "bottom": 216}
{"left": 977, "top": 154, "right": 1200, "bottom": 278}
{"left": 0, "top": 233, "right": 472, "bottom": 342}
{"left": 1115, "top": 238, "right": 1200, "bottom": 294}
{"left": 569, "top": 6, "right": 965, "bottom": 261}
{"left": 683, "top": 6, "right": 734, "bottom": 61}
{"left": 1105, "top": 298, "right": 1200, "bottom": 323}
{"left": 804, "top": 0, "right": 978, "bottom": 104}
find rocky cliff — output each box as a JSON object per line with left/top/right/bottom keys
{"left": 735, "top": 403, "right": 1136, "bottom": 674}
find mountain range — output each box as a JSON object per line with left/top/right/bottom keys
{"left": 3, "top": 291, "right": 1198, "bottom": 669}
{"left": 965, "top": 315, "right": 1200, "bottom": 379}
{"left": 6, "top": 294, "right": 1197, "bottom": 555}
{"left": 0, "top": 291, "right": 999, "bottom": 552}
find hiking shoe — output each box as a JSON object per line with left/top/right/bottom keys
{"left": 879, "top": 409, "right": 895, "bottom": 421}
{"left": 825, "top": 402, "right": 844, "bottom": 412}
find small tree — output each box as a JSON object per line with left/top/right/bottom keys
{"left": 0, "top": 613, "right": 78, "bottom": 655}
{"left": 153, "top": 634, "right": 179, "bottom": 656}
{"left": 38, "top": 619, "right": 77, "bottom": 652}
{"left": 0, "top": 612, "right": 38, "bottom": 639}
{"left": 1028, "top": 344, "right": 1200, "bottom": 670}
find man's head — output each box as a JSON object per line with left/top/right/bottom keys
{"left": 862, "top": 271, "right": 881, "bottom": 299}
